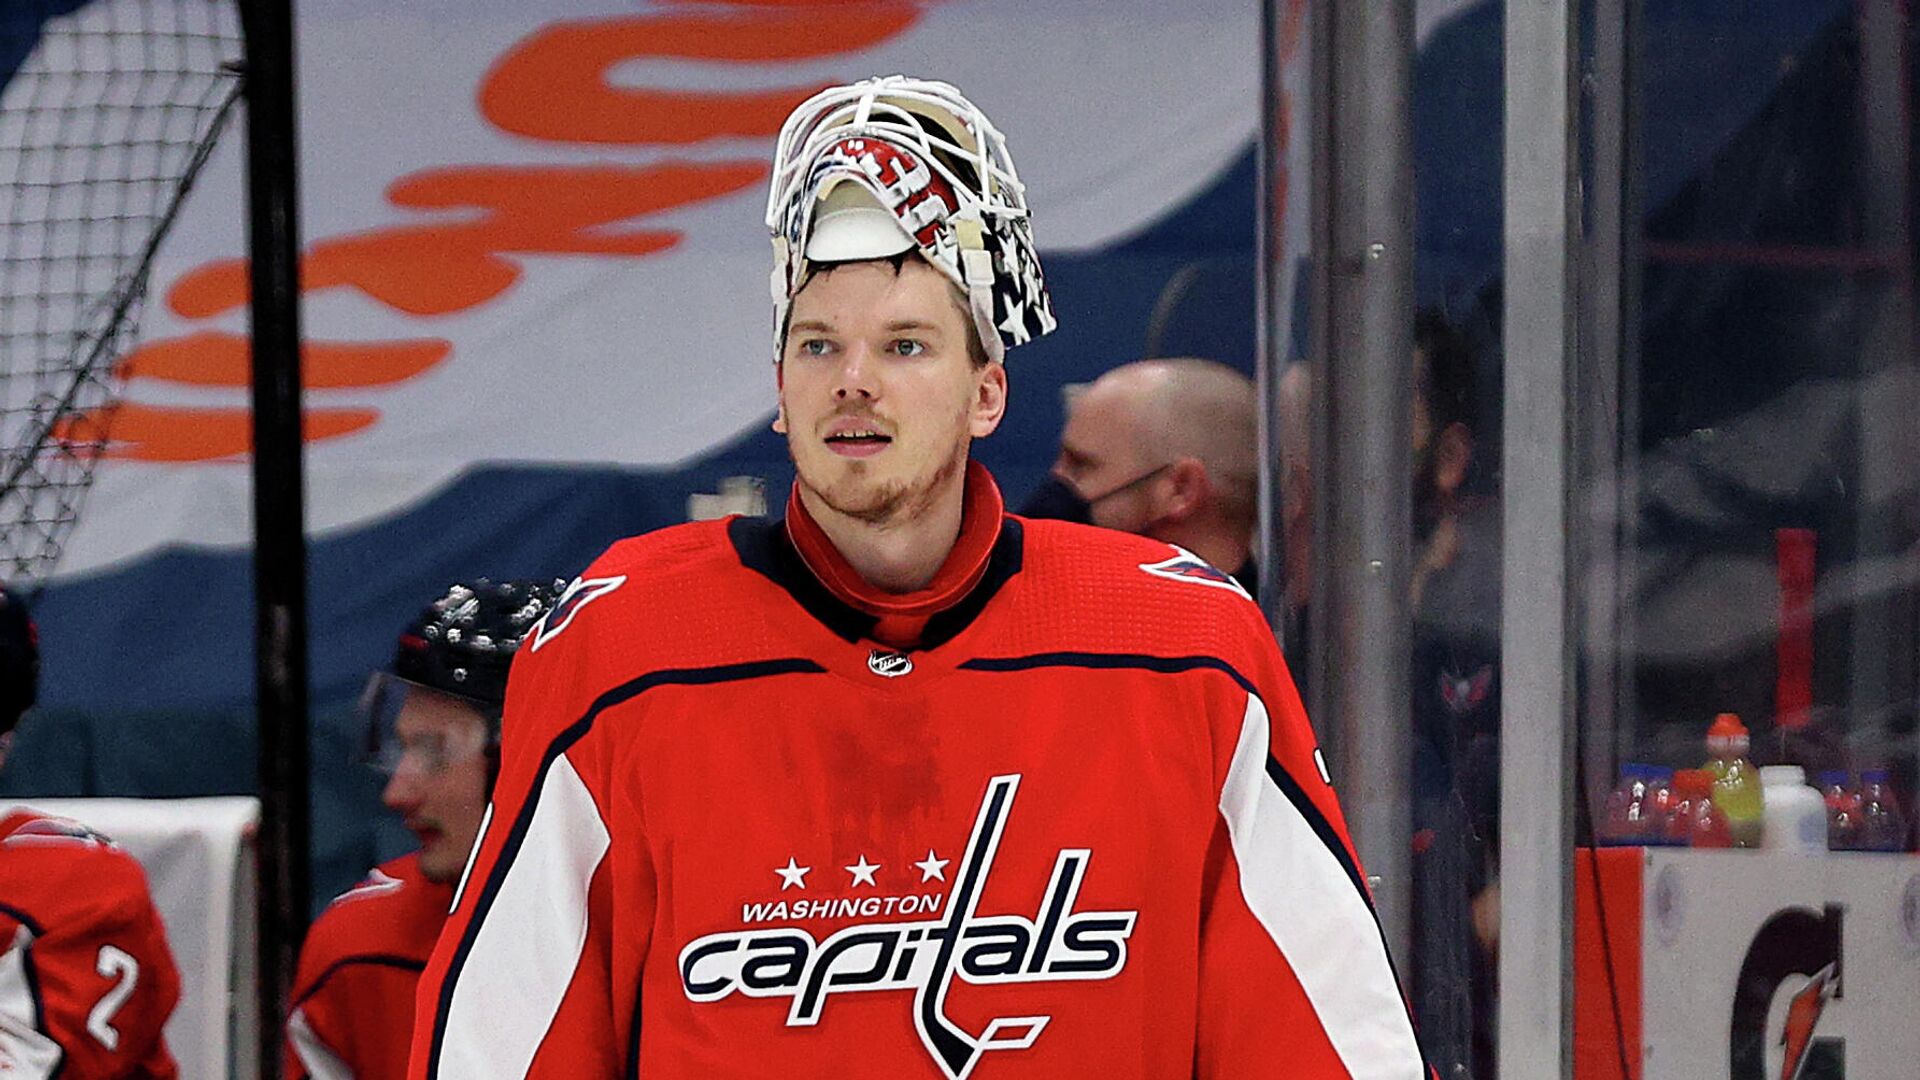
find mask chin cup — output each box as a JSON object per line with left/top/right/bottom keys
{"left": 804, "top": 184, "right": 918, "bottom": 263}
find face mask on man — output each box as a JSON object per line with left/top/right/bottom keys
{"left": 1413, "top": 441, "right": 1444, "bottom": 546}
{"left": 1018, "top": 465, "right": 1171, "bottom": 526}
{"left": 1018, "top": 475, "right": 1094, "bottom": 523}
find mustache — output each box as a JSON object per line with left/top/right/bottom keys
{"left": 818, "top": 404, "right": 893, "bottom": 431}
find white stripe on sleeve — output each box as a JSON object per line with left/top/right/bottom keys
{"left": 437, "top": 753, "right": 611, "bottom": 1078}
{"left": 287, "top": 1006, "right": 354, "bottom": 1080}
{"left": 0, "top": 926, "right": 61, "bottom": 1080}
{"left": 449, "top": 802, "right": 492, "bottom": 914}
{"left": 1218, "top": 694, "right": 1425, "bottom": 1078}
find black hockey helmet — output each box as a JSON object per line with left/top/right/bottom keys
{"left": 392, "top": 578, "right": 566, "bottom": 710}
{"left": 360, "top": 578, "right": 566, "bottom": 773}
{"left": 0, "top": 583, "right": 37, "bottom": 735}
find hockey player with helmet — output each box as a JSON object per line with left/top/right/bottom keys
{"left": 411, "top": 77, "right": 1430, "bottom": 1079}
{"left": 0, "top": 583, "right": 184, "bottom": 1080}
{"left": 286, "top": 579, "right": 563, "bottom": 1080}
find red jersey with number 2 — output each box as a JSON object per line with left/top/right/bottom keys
{"left": 0, "top": 810, "right": 181, "bottom": 1080}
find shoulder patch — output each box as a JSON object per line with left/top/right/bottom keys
{"left": 2, "top": 815, "right": 113, "bottom": 848}
{"left": 1138, "top": 546, "right": 1252, "bottom": 601}
{"left": 1438, "top": 664, "right": 1495, "bottom": 715}
{"left": 530, "top": 575, "right": 627, "bottom": 652}
{"left": 331, "top": 865, "right": 405, "bottom": 907}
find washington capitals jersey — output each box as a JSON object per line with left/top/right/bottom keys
{"left": 0, "top": 810, "right": 182, "bottom": 1080}
{"left": 410, "top": 467, "right": 1426, "bottom": 1079}
{"left": 287, "top": 852, "right": 455, "bottom": 1080}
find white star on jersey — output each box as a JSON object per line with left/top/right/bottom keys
{"left": 845, "top": 855, "right": 880, "bottom": 888}
{"left": 913, "top": 850, "right": 949, "bottom": 882}
{"left": 775, "top": 858, "right": 810, "bottom": 891}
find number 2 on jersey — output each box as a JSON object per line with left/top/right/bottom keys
{"left": 87, "top": 945, "right": 139, "bottom": 1051}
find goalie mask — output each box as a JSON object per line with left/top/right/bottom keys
{"left": 767, "top": 75, "right": 1056, "bottom": 364}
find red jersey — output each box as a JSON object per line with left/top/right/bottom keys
{"left": 411, "top": 465, "right": 1426, "bottom": 1079}
{"left": 288, "top": 852, "right": 455, "bottom": 1080}
{"left": 0, "top": 810, "right": 181, "bottom": 1080}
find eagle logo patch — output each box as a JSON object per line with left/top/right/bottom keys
{"left": 530, "top": 575, "right": 626, "bottom": 652}
{"left": 1138, "top": 546, "right": 1251, "bottom": 601}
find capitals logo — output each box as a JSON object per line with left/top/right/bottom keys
{"left": 0, "top": 814, "right": 113, "bottom": 848}
{"left": 529, "top": 575, "right": 625, "bottom": 652}
{"left": 1438, "top": 664, "right": 1494, "bottom": 716}
{"left": 1139, "top": 546, "right": 1252, "bottom": 601}
{"left": 677, "top": 775, "right": 1138, "bottom": 1079}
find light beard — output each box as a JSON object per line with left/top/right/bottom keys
{"left": 419, "top": 848, "right": 463, "bottom": 885}
{"left": 416, "top": 829, "right": 465, "bottom": 884}
{"left": 792, "top": 435, "right": 969, "bottom": 529}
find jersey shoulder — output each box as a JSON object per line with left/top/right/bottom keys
{"left": 517, "top": 518, "right": 813, "bottom": 689}
{"left": 581, "top": 518, "right": 741, "bottom": 588}
{"left": 1004, "top": 518, "right": 1273, "bottom": 667}
{"left": 299, "top": 853, "right": 450, "bottom": 990}
{"left": 0, "top": 810, "right": 158, "bottom": 934}
{"left": 0, "top": 809, "right": 118, "bottom": 850}
{"left": 528, "top": 519, "right": 758, "bottom": 651}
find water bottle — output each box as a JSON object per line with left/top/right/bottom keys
{"left": 1857, "top": 770, "right": 1911, "bottom": 852}
{"left": 1599, "top": 763, "right": 1674, "bottom": 845}
{"left": 1665, "top": 769, "right": 1732, "bottom": 848}
{"left": 1759, "top": 765, "right": 1826, "bottom": 853}
{"left": 1704, "top": 713, "right": 1764, "bottom": 848}
{"left": 1816, "top": 771, "right": 1860, "bottom": 851}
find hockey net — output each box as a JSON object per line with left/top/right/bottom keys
{"left": 0, "top": 0, "right": 242, "bottom": 587}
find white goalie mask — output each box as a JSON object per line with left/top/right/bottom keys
{"left": 767, "top": 75, "right": 1056, "bottom": 364}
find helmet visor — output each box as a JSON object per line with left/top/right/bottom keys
{"left": 356, "top": 672, "right": 494, "bottom": 777}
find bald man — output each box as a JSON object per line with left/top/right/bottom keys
{"left": 1023, "top": 358, "right": 1260, "bottom": 593}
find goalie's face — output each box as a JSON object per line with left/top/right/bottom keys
{"left": 774, "top": 257, "right": 1005, "bottom": 527}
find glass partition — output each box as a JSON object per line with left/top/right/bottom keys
{"left": 1408, "top": 5, "right": 1508, "bottom": 1076}
{"left": 1268, "top": 3, "right": 1512, "bottom": 1075}
{"left": 1570, "top": 3, "right": 1919, "bottom": 1078}
{"left": 1266, "top": 1, "right": 1920, "bottom": 1074}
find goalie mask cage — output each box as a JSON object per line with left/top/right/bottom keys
{"left": 0, "top": 0, "right": 242, "bottom": 588}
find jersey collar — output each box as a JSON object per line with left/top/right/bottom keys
{"left": 732, "top": 461, "right": 1023, "bottom": 650}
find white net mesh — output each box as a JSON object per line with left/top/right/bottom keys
{"left": 0, "top": 0, "right": 242, "bottom": 586}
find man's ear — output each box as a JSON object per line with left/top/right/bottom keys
{"left": 969, "top": 362, "right": 1008, "bottom": 438}
{"left": 772, "top": 362, "right": 787, "bottom": 434}
{"left": 1160, "top": 457, "right": 1210, "bottom": 522}
{"left": 1434, "top": 421, "right": 1473, "bottom": 495}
